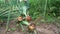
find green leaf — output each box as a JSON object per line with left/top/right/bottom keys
{"left": 11, "top": 28, "right": 16, "bottom": 31}
{"left": 22, "top": 21, "right": 29, "bottom": 26}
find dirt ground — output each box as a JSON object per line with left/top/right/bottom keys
{"left": 0, "top": 21, "right": 60, "bottom": 34}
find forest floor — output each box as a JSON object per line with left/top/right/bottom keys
{"left": 0, "top": 20, "right": 60, "bottom": 34}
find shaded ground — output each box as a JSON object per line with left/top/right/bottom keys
{"left": 0, "top": 21, "right": 60, "bottom": 34}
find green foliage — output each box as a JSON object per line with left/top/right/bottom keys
{"left": 10, "top": 28, "right": 16, "bottom": 31}
{"left": 29, "top": 0, "right": 60, "bottom": 21}
{"left": 0, "top": 0, "right": 60, "bottom": 32}
{"left": 0, "top": 0, "right": 60, "bottom": 24}
{"left": 0, "top": 0, "right": 28, "bottom": 31}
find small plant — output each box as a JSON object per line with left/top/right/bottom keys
{"left": 18, "top": 16, "right": 23, "bottom": 21}
{"left": 26, "top": 15, "right": 31, "bottom": 22}
{"left": 28, "top": 23, "right": 36, "bottom": 31}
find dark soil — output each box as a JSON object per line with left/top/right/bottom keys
{"left": 0, "top": 21, "right": 60, "bottom": 34}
